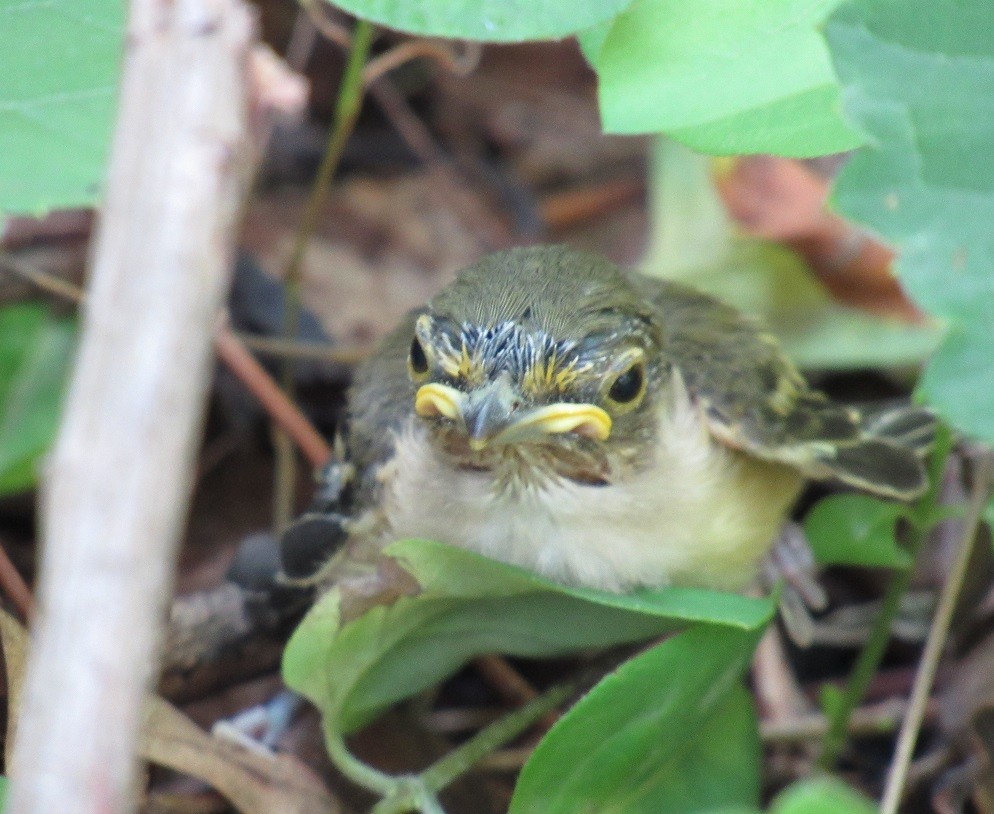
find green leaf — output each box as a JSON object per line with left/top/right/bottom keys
{"left": 510, "top": 628, "right": 762, "bottom": 814}
{"left": 770, "top": 776, "right": 876, "bottom": 814}
{"left": 323, "top": 0, "right": 636, "bottom": 42}
{"left": 581, "top": 0, "right": 862, "bottom": 156}
{"left": 643, "top": 139, "right": 938, "bottom": 371}
{"left": 826, "top": 0, "right": 994, "bottom": 443}
{"left": 0, "top": 775, "right": 8, "bottom": 809}
{"left": 0, "top": 304, "right": 76, "bottom": 494}
{"left": 804, "top": 494, "right": 911, "bottom": 568}
{"left": 818, "top": 684, "right": 845, "bottom": 722}
{"left": 577, "top": 20, "right": 611, "bottom": 65}
{"left": 0, "top": 0, "right": 124, "bottom": 217}
{"left": 282, "top": 539, "right": 775, "bottom": 735}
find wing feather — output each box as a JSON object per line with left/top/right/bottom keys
{"left": 634, "top": 274, "right": 934, "bottom": 501}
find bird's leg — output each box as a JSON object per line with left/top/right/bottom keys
{"left": 759, "top": 521, "right": 828, "bottom": 646}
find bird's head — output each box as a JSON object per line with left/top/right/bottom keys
{"left": 406, "top": 246, "right": 666, "bottom": 480}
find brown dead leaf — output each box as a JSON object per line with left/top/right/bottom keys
{"left": 715, "top": 155, "right": 921, "bottom": 321}
{"left": 141, "top": 695, "right": 340, "bottom": 814}
{"left": 0, "top": 608, "right": 28, "bottom": 768}
{"left": 1, "top": 608, "right": 338, "bottom": 814}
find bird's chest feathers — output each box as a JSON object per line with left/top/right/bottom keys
{"left": 378, "top": 394, "right": 801, "bottom": 592}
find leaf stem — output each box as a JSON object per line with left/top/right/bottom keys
{"left": 325, "top": 729, "right": 397, "bottom": 797}
{"left": 327, "top": 682, "right": 572, "bottom": 813}
{"left": 880, "top": 449, "right": 993, "bottom": 812}
{"left": 817, "top": 424, "right": 952, "bottom": 769}
{"left": 272, "top": 18, "right": 374, "bottom": 532}
{"left": 421, "top": 682, "right": 572, "bottom": 792}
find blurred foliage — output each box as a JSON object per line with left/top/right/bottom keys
{"left": 577, "top": 0, "right": 862, "bottom": 157}
{"left": 0, "top": 0, "right": 123, "bottom": 219}
{"left": 644, "top": 138, "right": 939, "bottom": 371}
{"left": 0, "top": 304, "right": 76, "bottom": 495}
{"left": 318, "top": 0, "right": 635, "bottom": 42}
{"left": 768, "top": 776, "right": 877, "bottom": 814}
{"left": 827, "top": 0, "right": 994, "bottom": 444}
{"left": 804, "top": 494, "right": 910, "bottom": 568}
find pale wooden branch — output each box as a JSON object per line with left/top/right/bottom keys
{"left": 7, "top": 2, "right": 260, "bottom": 812}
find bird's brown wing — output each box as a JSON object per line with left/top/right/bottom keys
{"left": 342, "top": 310, "right": 423, "bottom": 509}
{"left": 635, "top": 274, "right": 933, "bottom": 501}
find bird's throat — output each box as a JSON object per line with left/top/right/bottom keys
{"left": 436, "top": 429, "right": 611, "bottom": 492}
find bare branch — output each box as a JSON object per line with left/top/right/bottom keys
{"left": 7, "top": 2, "right": 261, "bottom": 811}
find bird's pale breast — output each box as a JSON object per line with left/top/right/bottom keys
{"left": 376, "top": 379, "right": 803, "bottom": 592}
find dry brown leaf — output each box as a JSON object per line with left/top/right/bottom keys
{"left": 0, "top": 608, "right": 29, "bottom": 768}
{"left": 141, "top": 695, "right": 340, "bottom": 814}
{"left": 715, "top": 155, "right": 921, "bottom": 321}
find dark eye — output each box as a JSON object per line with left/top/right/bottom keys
{"left": 608, "top": 364, "right": 644, "bottom": 404}
{"left": 409, "top": 337, "right": 429, "bottom": 375}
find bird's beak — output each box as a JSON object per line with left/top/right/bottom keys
{"left": 415, "top": 377, "right": 612, "bottom": 451}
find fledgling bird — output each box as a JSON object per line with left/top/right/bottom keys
{"left": 286, "top": 246, "right": 933, "bottom": 595}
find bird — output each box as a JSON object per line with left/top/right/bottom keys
{"left": 283, "top": 245, "right": 934, "bottom": 596}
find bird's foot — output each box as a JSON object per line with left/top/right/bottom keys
{"left": 760, "top": 521, "right": 828, "bottom": 646}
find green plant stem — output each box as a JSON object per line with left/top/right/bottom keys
{"left": 283, "top": 17, "right": 374, "bottom": 301}
{"left": 329, "top": 682, "right": 572, "bottom": 814}
{"left": 325, "top": 729, "right": 397, "bottom": 797}
{"left": 880, "top": 450, "right": 993, "bottom": 813}
{"left": 272, "top": 19, "right": 374, "bottom": 531}
{"left": 817, "top": 424, "right": 952, "bottom": 769}
{"left": 421, "top": 682, "right": 571, "bottom": 792}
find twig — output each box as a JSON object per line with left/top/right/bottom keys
{"left": 473, "top": 655, "right": 560, "bottom": 730}
{"left": 279, "top": 18, "right": 374, "bottom": 307}
{"left": 272, "top": 19, "right": 374, "bottom": 532}
{"left": 761, "top": 697, "right": 925, "bottom": 745}
{"left": 236, "top": 331, "right": 370, "bottom": 366}
{"left": 6, "top": 1, "right": 259, "bottom": 811}
{"left": 215, "top": 323, "right": 332, "bottom": 467}
{"left": 362, "top": 40, "right": 480, "bottom": 86}
{"left": 0, "top": 254, "right": 85, "bottom": 303}
{"left": 297, "top": 0, "right": 353, "bottom": 49}
{"left": 0, "top": 255, "right": 336, "bottom": 470}
{"left": 0, "top": 539, "right": 33, "bottom": 622}
{"left": 817, "top": 425, "right": 952, "bottom": 769}
{"left": 539, "top": 179, "right": 645, "bottom": 231}
{"left": 283, "top": 7, "right": 318, "bottom": 73}
{"left": 753, "top": 626, "right": 810, "bottom": 723}
{"left": 880, "top": 451, "right": 994, "bottom": 813}
{"left": 367, "top": 78, "right": 511, "bottom": 251}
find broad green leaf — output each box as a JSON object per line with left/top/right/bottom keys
{"left": 770, "top": 776, "right": 876, "bottom": 814}
{"left": 0, "top": 775, "right": 7, "bottom": 808}
{"left": 580, "top": 0, "right": 862, "bottom": 156}
{"left": 0, "top": 304, "right": 76, "bottom": 494}
{"left": 510, "top": 628, "right": 762, "bottom": 814}
{"left": 323, "top": 0, "right": 635, "bottom": 42}
{"left": 282, "top": 539, "right": 775, "bottom": 735}
{"left": 804, "top": 494, "right": 910, "bottom": 568}
{"left": 643, "top": 139, "right": 938, "bottom": 370}
{"left": 826, "top": 0, "right": 994, "bottom": 443}
{"left": 0, "top": 0, "right": 123, "bottom": 217}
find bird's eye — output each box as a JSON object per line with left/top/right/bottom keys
{"left": 607, "top": 362, "right": 645, "bottom": 405}
{"left": 409, "top": 336, "right": 429, "bottom": 377}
